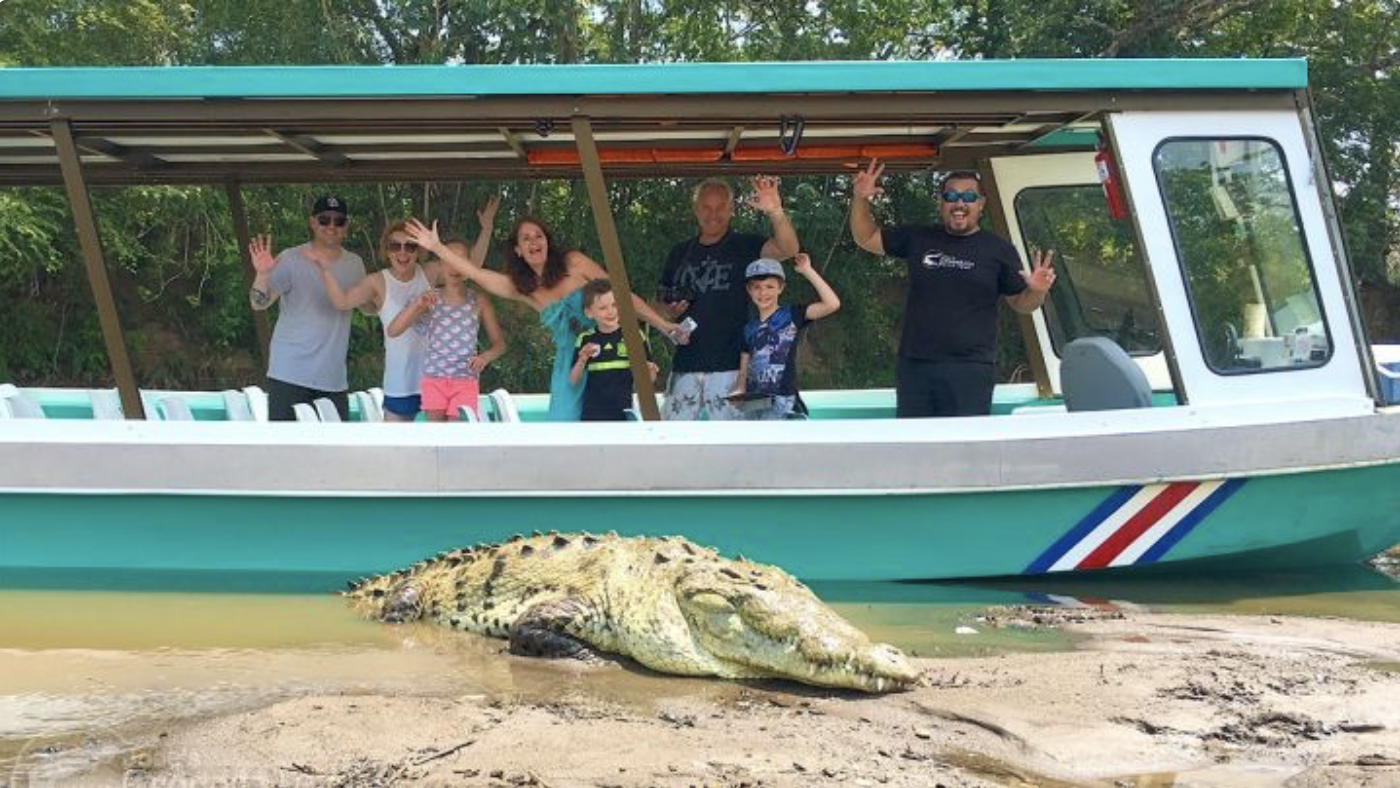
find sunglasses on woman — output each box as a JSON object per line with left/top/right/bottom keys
{"left": 386, "top": 241, "right": 419, "bottom": 252}
{"left": 941, "top": 189, "right": 981, "bottom": 204}
{"left": 315, "top": 213, "right": 348, "bottom": 227}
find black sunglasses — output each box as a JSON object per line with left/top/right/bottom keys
{"left": 386, "top": 241, "right": 419, "bottom": 253}
{"left": 315, "top": 213, "right": 348, "bottom": 227}
{"left": 941, "top": 189, "right": 982, "bottom": 204}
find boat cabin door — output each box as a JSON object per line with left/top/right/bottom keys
{"left": 989, "top": 150, "right": 1172, "bottom": 396}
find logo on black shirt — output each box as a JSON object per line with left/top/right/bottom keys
{"left": 676, "top": 256, "right": 734, "bottom": 294}
{"left": 920, "top": 251, "right": 976, "bottom": 270}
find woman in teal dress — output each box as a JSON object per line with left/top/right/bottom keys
{"left": 408, "top": 206, "right": 682, "bottom": 421}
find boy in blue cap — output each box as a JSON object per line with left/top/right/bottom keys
{"left": 728, "top": 252, "right": 841, "bottom": 420}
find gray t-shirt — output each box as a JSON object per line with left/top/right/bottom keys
{"left": 266, "top": 243, "right": 366, "bottom": 391}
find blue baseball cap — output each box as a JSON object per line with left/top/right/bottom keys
{"left": 745, "top": 258, "right": 785, "bottom": 281}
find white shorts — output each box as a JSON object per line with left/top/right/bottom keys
{"left": 662, "top": 371, "right": 744, "bottom": 421}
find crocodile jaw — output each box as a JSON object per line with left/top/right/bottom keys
{"left": 678, "top": 581, "right": 920, "bottom": 693}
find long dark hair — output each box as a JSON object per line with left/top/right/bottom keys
{"left": 504, "top": 216, "right": 570, "bottom": 295}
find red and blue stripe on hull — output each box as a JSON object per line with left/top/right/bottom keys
{"left": 1025, "top": 479, "right": 1247, "bottom": 574}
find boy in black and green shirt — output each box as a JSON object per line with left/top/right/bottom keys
{"left": 570, "top": 280, "right": 659, "bottom": 421}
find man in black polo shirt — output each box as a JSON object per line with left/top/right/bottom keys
{"left": 656, "top": 177, "right": 800, "bottom": 420}
{"left": 849, "top": 160, "right": 1056, "bottom": 418}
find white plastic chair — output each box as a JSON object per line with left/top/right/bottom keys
{"left": 292, "top": 403, "right": 320, "bottom": 422}
{"left": 242, "top": 385, "right": 269, "bottom": 422}
{"left": 313, "top": 397, "right": 342, "bottom": 422}
{"left": 457, "top": 404, "right": 481, "bottom": 422}
{"left": 354, "top": 391, "right": 383, "bottom": 422}
{"left": 368, "top": 387, "right": 384, "bottom": 412}
{"left": 629, "top": 392, "right": 666, "bottom": 421}
{"left": 487, "top": 388, "right": 521, "bottom": 423}
{"left": 0, "top": 384, "right": 46, "bottom": 419}
{"left": 221, "top": 389, "right": 255, "bottom": 421}
{"left": 89, "top": 389, "right": 124, "bottom": 420}
{"left": 158, "top": 396, "right": 195, "bottom": 421}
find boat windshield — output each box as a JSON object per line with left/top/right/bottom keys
{"left": 1155, "top": 137, "right": 1332, "bottom": 374}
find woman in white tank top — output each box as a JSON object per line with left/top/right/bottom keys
{"left": 314, "top": 207, "right": 496, "bottom": 420}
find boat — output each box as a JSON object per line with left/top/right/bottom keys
{"left": 1, "top": 59, "right": 1398, "bottom": 586}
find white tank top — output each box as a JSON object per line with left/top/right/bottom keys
{"left": 378, "top": 266, "right": 431, "bottom": 397}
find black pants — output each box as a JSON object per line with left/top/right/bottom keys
{"left": 266, "top": 377, "right": 349, "bottom": 422}
{"left": 895, "top": 358, "right": 995, "bottom": 418}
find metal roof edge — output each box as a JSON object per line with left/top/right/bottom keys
{"left": 0, "top": 58, "right": 1309, "bottom": 100}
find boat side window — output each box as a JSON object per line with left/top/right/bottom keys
{"left": 1153, "top": 138, "right": 1332, "bottom": 374}
{"left": 1014, "top": 185, "right": 1159, "bottom": 357}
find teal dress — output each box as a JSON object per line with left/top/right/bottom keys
{"left": 539, "top": 288, "right": 595, "bottom": 421}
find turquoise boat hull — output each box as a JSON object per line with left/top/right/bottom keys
{"left": 3, "top": 463, "right": 1397, "bottom": 587}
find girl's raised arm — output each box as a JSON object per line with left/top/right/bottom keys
{"left": 406, "top": 218, "right": 524, "bottom": 305}
{"left": 467, "top": 195, "right": 500, "bottom": 268}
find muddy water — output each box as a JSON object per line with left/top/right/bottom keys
{"left": 0, "top": 586, "right": 1071, "bottom": 782}
{"left": 2, "top": 564, "right": 1398, "bottom": 782}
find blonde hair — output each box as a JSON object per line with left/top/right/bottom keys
{"left": 378, "top": 220, "right": 414, "bottom": 263}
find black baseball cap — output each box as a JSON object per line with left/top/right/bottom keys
{"left": 312, "top": 195, "right": 349, "bottom": 216}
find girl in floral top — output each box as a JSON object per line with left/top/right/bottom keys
{"left": 388, "top": 241, "right": 506, "bottom": 421}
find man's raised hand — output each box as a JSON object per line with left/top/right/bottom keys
{"left": 1022, "top": 249, "right": 1057, "bottom": 293}
{"left": 748, "top": 176, "right": 784, "bottom": 216}
{"left": 249, "top": 235, "right": 277, "bottom": 273}
{"left": 853, "top": 159, "right": 885, "bottom": 202}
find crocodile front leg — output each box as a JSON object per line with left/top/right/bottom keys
{"left": 507, "top": 598, "right": 600, "bottom": 660}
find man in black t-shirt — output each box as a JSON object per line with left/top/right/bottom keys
{"left": 656, "top": 177, "right": 800, "bottom": 420}
{"left": 850, "top": 161, "right": 1056, "bottom": 417}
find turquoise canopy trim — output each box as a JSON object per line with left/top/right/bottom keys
{"left": 0, "top": 59, "right": 1308, "bottom": 100}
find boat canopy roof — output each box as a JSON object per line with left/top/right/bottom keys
{"left": 0, "top": 59, "right": 1307, "bottom": 186}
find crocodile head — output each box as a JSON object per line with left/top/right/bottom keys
{"left": 673, "top": 560, "right": 919, "bottom": 693}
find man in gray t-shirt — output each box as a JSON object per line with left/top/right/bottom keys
{"left": 248, "top": 195, "right": 367, "bottom": 421}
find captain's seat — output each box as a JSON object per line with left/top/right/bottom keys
{"left": 1061, "top": 336, "right": 1153, "bottom": 412}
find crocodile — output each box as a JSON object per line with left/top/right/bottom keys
{"left": 346, "top": 532, "right": 919, "bottom": 693}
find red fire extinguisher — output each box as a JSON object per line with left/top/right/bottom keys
{"left": 1096, "top": 135, "right": 1128, "bottom": 221}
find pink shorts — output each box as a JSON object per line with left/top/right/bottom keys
{"left": 420, "top": 376, "right": 480, "bottom": 419}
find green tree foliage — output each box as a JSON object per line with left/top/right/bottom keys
{"left": 0, "top": 0, "right": 192, "bottom": 66}
{"left": 0, "top": 0, "right": 1395, "bottom": 392}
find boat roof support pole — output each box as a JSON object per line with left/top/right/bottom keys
{"left": 225, "top": 181, "right": 272, "bottom": 367}
{"left": 977, "top": 156, "right": 1053, "bottom": 398}
{"left": 50, "top": 119, "right": 146, "bottom": 420}
{"left": 571, "top": 114, "right": 662, "bottom": 421}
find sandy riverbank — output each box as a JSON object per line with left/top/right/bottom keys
{"left": 42, "top": 606, "right": 1400, "bottom": 788}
